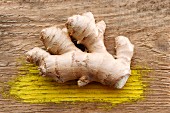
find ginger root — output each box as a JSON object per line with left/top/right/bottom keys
{"left": 26, "top": 12, "right": 134, "bottom": 89}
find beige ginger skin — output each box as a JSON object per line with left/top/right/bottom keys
{"left": 26, "top": 12, "right": 134, "bottom": 89}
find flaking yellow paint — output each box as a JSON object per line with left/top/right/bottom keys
{"left": 9, "top": 60, "right": 147, "bottom": 106}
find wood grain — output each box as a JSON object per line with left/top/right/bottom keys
{"left": 0, "top": 0, "right": 170, "bottom": 113}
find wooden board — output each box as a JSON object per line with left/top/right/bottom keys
{"left": 0, "top": 0, "right": 170, "bottom": 113}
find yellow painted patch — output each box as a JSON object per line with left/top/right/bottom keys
{"left": 9, "top": 60, "right": 147, "bottom": 106}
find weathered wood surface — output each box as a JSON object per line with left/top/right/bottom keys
{"left": 0, "top": 0, "right": 170, "bottom": 113}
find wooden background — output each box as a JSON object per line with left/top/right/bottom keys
{"left": 0, "top": 0, "right": 170, "bottom": 112}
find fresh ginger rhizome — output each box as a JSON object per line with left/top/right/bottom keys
{"left": 26, "top": 12, "right": 134, "bottom": 89}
